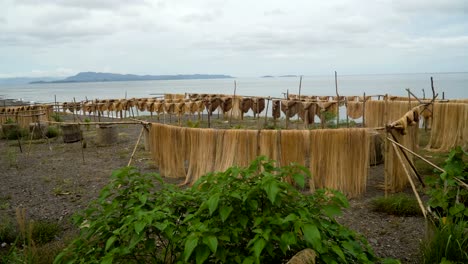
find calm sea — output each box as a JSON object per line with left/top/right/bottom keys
{"left": 0, "top": 73, "right": 466, "bottom": 104}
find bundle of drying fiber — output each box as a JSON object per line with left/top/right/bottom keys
{"left": 137, "top": 99, "right": 148, "bottom": 111}
{"left": 106, "top": 100, "right": 116, "bottom": 112}
{"left": 224, "top": 97, "right": 243, "bottom": 120}
{"left": 390, "top": 106, "right": 421, "bottom": 135}
{"left": 220, "top": 97, "right": 233, "bottom": 114}
{"left": 97, "top": 100, "right": 108, "bottom": 112}
{"left": 114, "top": 100, "right": 124, "bottom": 112}
{"left": 251, "top": 98, "right": 266, "bottom": 115}
{"left": 309, "top": 128, "right": 370, "bottom": 198}
{"left": 279, "top": 130, "right": 310, "bottom": 168}
{"left": 427, "top": 102, "right": 468, "bottom": 151}
{"left": 195, "top": 100, "right": 205, "bottom": 113}
{"left": 333, "top": 96, "right": 345, "bottom": 106}
{"left": 346, "top": 96, "right": 357, "bottom": 102}
{"left": 316, "top": 102, "right": 338, "bottom": 121}
{"left": 386, "top": 125, "right": 418, "bottom": 192}
{"left": 272, "top": 100, "right": 281, "bottom": 119}
{"left": 281, "top": 100, "right": 299, "bottom": 118}
{"left": 188, "top": 93, "right": 199, "bottom": 100}
{"left": 358, "top": 96, "right": 372, "bottom": 102}
{"left": 204, "top": 97, "right": 221, "bottom": 115}
{"left": 184, "top": 128, "right": 218, "bottom": 184}
{"left": 164, "top": 94, "right": 185, "bottom": 100}
{"left": 183, "top": 101, "right": 195, "bottom": 114}
{"left": 420, "top": 104, "right": 433, "bottom": 129}
{"left": 449, "top": 99, "right": 468, "bottom": 103}
{"left": 319, "top": 96, "right": 330, "bottom": 101}
{"left": 213, "top": 129, "right": 258, "bottom": 171}
{"left": 240, "top": 98, "right": 253, "bottom": 116}
{"left": 388, "top": 95, "right": 411, "bottom": 101}
{"left": 149, "top": 123, "right": 187, "bottom": 178}
{"left": 258, "top": 130, "right": 279, "bottom": 163}
{"left": 298, "top": 102, "right": 317, "bottom": 124}
{"left": 364, "top": 100, "right": 420, "bottom": 128}
{"left": 346, "top": 102, "right": 363, "bottom": 119}
{"left": 174, "top": 102, "right": 186, "bottom": 116}
{"left": 163, "top": 102, "right": 175, "bottom": 114}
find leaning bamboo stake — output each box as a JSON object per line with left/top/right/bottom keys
{"left": 128, "top": 126, "right": 145, "bottom": 167}
{"left": 264, "top": 97, "right": 270, "bottom": 127}
{"left": 229, "top": 81, "right": 237, "bottom": 126}
{"left": 335, "top": 71, "right": 340, "bottom": 127}
{"left": 384, "top": 94, "right": 389, "bottom": 197}
{"left": 391, "top": 142, "right": 427, "bottom": 218}
{"left": 362, "top": 92, "right": 366, "bottom": 127}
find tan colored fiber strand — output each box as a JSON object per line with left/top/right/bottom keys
{"left": 149, "top": 123, "right": 187, "bottom": 178}
{"left": 427, "top": 102, "right": 468, "bottom": 151}
{"left": 309, "top": 128, "right": 370, "bottom": 198}
{"left": 258, "top": 130, "right": 279, "bottom": 164}
{"left": 346, "top": 102, "right": 363, "bottom": 119}
{"left": 364, "top": 101, "right": 420, "bottom": 128}
{"left": 213, "top": 129, "right": 258, "bottom": 172}
{"left": 386, "top": 125, "right": 418, "bottom": 192}
{"left": 280, "top": 130, "right": 310, "bottom": 167}
{"left": 184, "top": 128, "right": 217, "bottom": 184}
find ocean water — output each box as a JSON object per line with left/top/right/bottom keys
{"left": 0, "top": 73, "right": 466, "bottom": 104}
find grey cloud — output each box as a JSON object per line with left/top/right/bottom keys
{"left": 180, "top": 10, "right": 222, "bottom": 23}
{"left": 16, "top": 0, "right": 149, "bottom": 10}
{"left": 264, "top": 9, "right": 285, "bottom": 16}
{"left": 392, "top": 0, "right": 468, "bottom": 14}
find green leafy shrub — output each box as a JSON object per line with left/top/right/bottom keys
{"left": 370, "top": 194, "right": 422, "bottom": 217}
{"left": 425, "top": 146, "right": 468, "bottom": 221}
{"left": 51, "top": 113, "right": 63, "bottom": 122}
{"left": 421, "top": 146, "right": 468, "bottom": 263}
{"left": 46, "top": 126, "right": 60, "bottom": 138}
{"left": 0, "top": 217, "right": 18, "bottom": 244}
{"left": 5, "top": 127, "right": 28, "bottom": 140}
{"left": 55, "top": 158, "right": 378, "bottom": 263}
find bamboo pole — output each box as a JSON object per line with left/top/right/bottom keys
{"left": 389, "top": 130, "right": 425, "bottom": 186}
{"left": 391, "top": 142, "right": 427, "bottom": 218}
{"left": 263, "top": 97, "right": 270, "bottom": 127}
{"left": 128, "top": 126, "right": 144, "bottom": 167}
{"left": 362, "top": 92, "right": 366, "bottom": 127}
{"left": 47, "top": 121, "right": 142, "bottom": 125}
{"left": 229, "top": 80, "right": 237, "bottom": 126}
{"left": 335, "top": 71, "right": 340, "bottom": 127}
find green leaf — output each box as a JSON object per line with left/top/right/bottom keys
{"left": 263, "top": 180, "right": 280, "bottom": 204}
{"left": 139, "top": 194, "right": 147, "bottom": 205}
{"left": 282, "top": 213, "right": 298, "bottom": 223}
{"left": 219, "top": 206, "right": 234, "bottom": 222}
{"left": 184, "top": 235, "right": 199, "bottom": 262}
{"left": 196, "top": 245, "right": 211, "bottom": 264}
{"left": 303, "top": 224, "right": 322, "bottom": 251}
{"left": 242, "top": 256, "right": 255, "bottom": 264}
{"left": 105, "top": 236, "right": 117, "bottom": 251}
{"left": 252, "top": 238, "right": 266, "bottom": 259}
{"left": 331, "top": 244, "right": 346, "bottom": 261}
{"left": 203, "top": 235, "right": 218, "bottom": 253}
{"left": 292, "top": 173, "right": 305, "bottom": 188}
{"left": 101, "top": 254, "right": 113, "bottom": 264}
{"left": 207, "top": 193, "right": 221, "bottom": 216}
{"left": 449, "top": 203, "right": 465, "bottom": 216}
{"left": 322, "top": 204, "right": 342, "bottom": 217}
{"left": 134, "top": 221, "right": 146, "bottom": 234}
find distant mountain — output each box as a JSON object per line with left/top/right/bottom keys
{"left": 261, "top": 75, "right": 274, "bottom": 78}
{"left": 279, "top": 75, "right": 298, "bottom": 77}
{"left": 0, "top": 77, "right": 61, "bottom": 85}
{"left": 30, "top": 72, "right": 234, "bottom": 84}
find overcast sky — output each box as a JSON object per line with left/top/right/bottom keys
{"left": 1, "top": 0, "right": 467, "bottom": 77}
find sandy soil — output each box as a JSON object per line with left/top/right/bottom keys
{"left": 0, "top": 115, "right": 425, "bottom": 263}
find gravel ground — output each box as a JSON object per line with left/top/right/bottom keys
{"left": 0, "top": 114, "right": 426, "bottom": 263}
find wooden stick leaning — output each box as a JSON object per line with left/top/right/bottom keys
{"left": 391, "top": 141, "right": 427, "bottom": 218}
{"left": 128, "top": 126, "right": 145, "bottom": 167}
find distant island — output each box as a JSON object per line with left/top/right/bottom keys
{"left": 279, "top": 75, "right": 298, "bottom": 77}
{"left": 260, "top": 75, "right": 298, "bottom": 78}
{"left": 30, "top": 72, "right": 234, "bottom": 84}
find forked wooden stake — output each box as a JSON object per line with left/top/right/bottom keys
{"left": 128, "top": 126, "right": 145, "bottom": 167}
{"left": 391, "top": 142, "right": 427, "bottom": 218}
